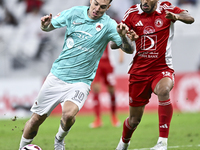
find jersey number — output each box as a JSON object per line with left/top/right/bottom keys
{"left": 72, "top": 90, "right": 85, "bottom": 103}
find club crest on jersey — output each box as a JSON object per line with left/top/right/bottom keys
{"left": 155, "top": 18, "right": 163, "bottom": 28}
{"left": 96, "top": 23, "right": 103, "bottom": 32}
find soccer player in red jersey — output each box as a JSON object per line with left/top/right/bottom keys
{"left": 115, "top": 0, "right": 194, "bottom": 150}
{"left": 89, "top": 44, "right": 124, "bottom": 128}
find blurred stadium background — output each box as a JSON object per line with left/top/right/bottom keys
{"left": 0, "top": 0, "right": 200, "bottom": 119}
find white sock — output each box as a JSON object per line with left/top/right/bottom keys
{"left": 157, "top": 137, "right": 168, "bottom": 144}
{"left": 55, "top": 125, "right": 70, "bottom": 141}
{"left": 19, "top": 135, "right": 33, "bottom": 149}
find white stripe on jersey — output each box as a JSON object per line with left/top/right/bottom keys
{"left": 165, "top": 22, "right": 174, "bottom": 70}
{"left": 160, "top": 3, "right": 175, "bottom": 10}
{"left": 123, "top": 7, "right": 138, "bottom": 21}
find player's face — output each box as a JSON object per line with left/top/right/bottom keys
{"left": 140, "top": 0, "right": 158, "bottom": 14}
{"left": 88, "top": 0, "right": 111, "bottom": 20}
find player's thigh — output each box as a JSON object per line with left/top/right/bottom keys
{"left": 62, "top": 82, "right": 90, "bottom": 111}
{"left": 129, "top": 75, "right": 152, "bottom": 106}
{"left": 153, "top": 71, "right": 174, "bottom": 95}
{"left": 31, "top": 73, "right": 65, "bottom": 116}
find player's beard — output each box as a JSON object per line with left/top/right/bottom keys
{"left": 141, "top": 1, "right": 157, "bottom": 14}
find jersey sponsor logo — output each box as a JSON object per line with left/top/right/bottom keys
{"left": 135, "top": 20, "right": 143, "bottom": 26}
{"left": 67, "top": 31, "right": 93, "bottom": 51}
{"left": 96, "top": 23, "right": 103, "bottom": 32}
{"left": 66, "top": 37, "right": 74, "bottom": 48}
{"left": 74, "top": 31, "right": 92, "bottom": 39}
{"left": 155, "top": 18, "right": 163, "bottom": 28}
{"left": 141, "top": 35, "right": 157, "bottom": 50}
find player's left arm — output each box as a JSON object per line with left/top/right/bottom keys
{"left": 165, "top": 10, "right": 194, "bottom": 24}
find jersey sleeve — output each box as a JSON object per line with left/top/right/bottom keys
{"left": 51, "top": 8, "right": 73, "bottom": 28}
{"left": 162, "top": 1, "right": 185, "bottom": 14}
{"left": 161, "top": 1, "right": 185, "bottom": 23}
{"left": 108, "top": 19, "right": 122, "bottom": 46}
{"left": 121, "top": 6, "right": 135, "bottom": 29}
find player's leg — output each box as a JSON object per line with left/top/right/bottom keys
{"left": 107, "top": 85, "right": 121, "bottom": 127}
{"left": 19, "top": 73, "right": 60, "bottom": 150}
{"left": 54, "top": 82, "right": 90, "bottom": 150}
{"left": 19, "top": 113, "right": 47, "bottom": 149}
{"left": 151, "top": 73, "right": 174, "bottom": 150}
{"left": 54, "top": 101, "right": 79, "bottom": 150}
{"left": 89, "top": 82, "right": 103, "bottom": 128}
{"left": 116, "top": 74, "right": 151, "bottom": 150}
{"left": 116, "top": 105, "right": 145, "bottom": 150}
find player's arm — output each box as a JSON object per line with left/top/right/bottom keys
{"left": 110, "top": 23, "right": 135, "bottom": 54}
{"left": 165, "top": 10, "right": 194, "bottom": 24}
{"left": 40, "top": 13, "right": 56, "bottom": 32}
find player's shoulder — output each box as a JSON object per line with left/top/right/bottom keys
{"left": 69, "top": 5, "right": 87, "bottom": 11}
{"left": 159, "top": 1, "right": 176, "bottom": 10}
{"left": 125, "top": 4, "right": 140, "bottom": 15}
{"left": 103, "top": 13, "right": 117, "bottom": 25}
{"left": 123, "top": 4, "right": 140, "bottom": 21}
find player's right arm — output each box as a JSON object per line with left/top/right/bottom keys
{"left": 40, "top": 13, "right": 56, "bottom": 32}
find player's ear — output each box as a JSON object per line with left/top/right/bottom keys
{"left": 90, "top": 0, "right": 93, "bottom": 5}
{"left": 107, "top": 4, "right": 111, "bottom": 10}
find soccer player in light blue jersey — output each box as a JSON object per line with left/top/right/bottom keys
{"left": 18, "top": 0, "right": 137, "bottom": 149}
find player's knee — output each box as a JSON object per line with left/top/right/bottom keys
{"left": 156, "top": 86, "right": 171, "bottom": 98}
{"left": 62, "top": 112, "right": 76, "bottom": 124}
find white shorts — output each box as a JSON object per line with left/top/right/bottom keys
{"left": 31, "top": 73, "right": 90, "bottom": 116}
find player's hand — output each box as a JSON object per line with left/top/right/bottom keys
{"left": 116, "top": 23, "right": 129, "bottom": 37}
{"left": 127, "top": 30, "right": 139, "bottom": 41}
{"left": 165, "top": 10, "right": 179, "bottom": 21}
{"left": 41, "top": 13, "right": 52, "bottom": 28}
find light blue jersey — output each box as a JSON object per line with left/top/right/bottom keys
{"left": 51, "top": 6, "right": 122, "bottom": 86}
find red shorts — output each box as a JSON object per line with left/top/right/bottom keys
{"left": 129, "top": 70, "right": 174, "bottom": 107}
{"left": 93, "top": 61, "right": 115, "bottom": 86}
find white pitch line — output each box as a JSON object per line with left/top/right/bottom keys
{"left": 129, "top": 144, "right": 200, "bottom": 150}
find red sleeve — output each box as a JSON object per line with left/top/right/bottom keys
{"left": 121, "top": 5, "right": 137, "bottom": 30}
{"left": 161, "top": 1, "right": 185, "bottom": 22}
{"left": 161, "top": 1, "right": 185, "bottom": 14}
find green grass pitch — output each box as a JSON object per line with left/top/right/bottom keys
{"left": 0, "top": 112, "right": 200, "bottom": 150}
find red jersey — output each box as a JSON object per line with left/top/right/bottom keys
{"left": 93, "top": 44, "right": 115, "bottom": 86}
{"left": 122, "top": 1, "right": 184, "bottom": 75}
{"left": 99, "top": 44, "right": 111, "bottom": 65}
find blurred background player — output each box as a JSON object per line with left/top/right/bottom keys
{"left": 89, "top": 43, "right": 124, "bottom": 128}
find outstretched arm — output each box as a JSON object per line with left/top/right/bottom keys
{"left": 110, "top": 23, "right": 136, "bottom": 54}
{"left": 110, "top": 23, "right": 139, "bottom": 54}
{"left": 40, "top": 13, "right": 56, "bottom": 32}
{"left": 165, "top": 10, "right": 194, "bottom": 24}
